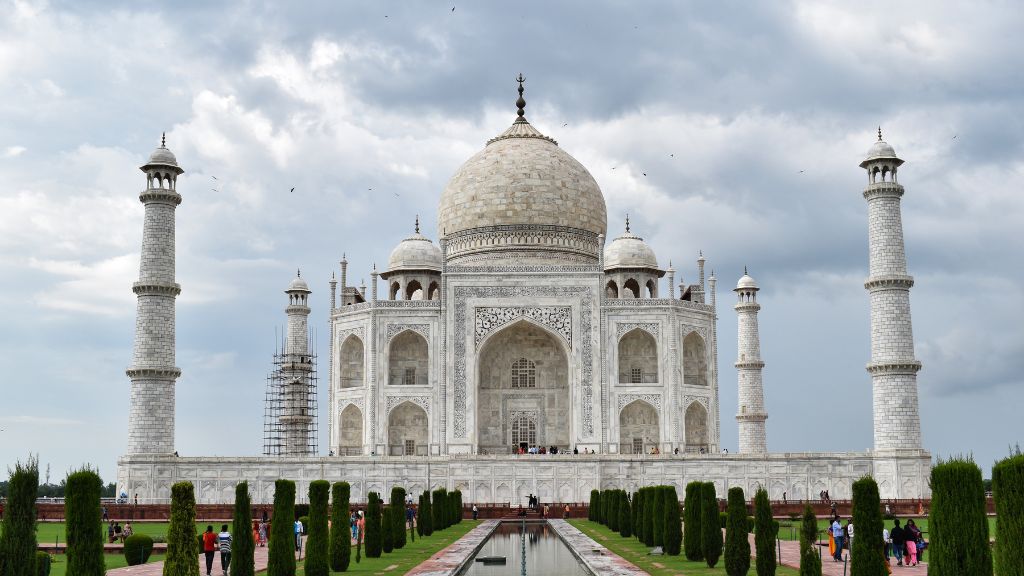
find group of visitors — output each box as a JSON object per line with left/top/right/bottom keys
{"left": 513, "top": 445, "right": 563, "bottom": 454}
{"left": 252, "top": 519, "right": 268, "bottom": 547}
{"left": 201, "top": 524, "right": 232, "bottom": 576}
{"left": 349, "top": 510, "right": 366, "bottom": 542}
{"left": 828, "top": 515, "right": 853, "bottom": 562}
{"left": 885, "top": 519, "right": 925, "bottom": 567}
{"left": 105, "top": 521, "right": 133, "bottom": 543}
{"left": 819, "top": 489, "right": 832, "bottom": 502}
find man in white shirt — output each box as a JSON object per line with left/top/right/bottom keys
{"left": 883, "top": 527, "right": 891, "bottom": 562}
{"left": 832, "top": 518, "right": 845, "bottom": 562}
{"left": 294, "top": 518, "right": 304, "bottom": 553}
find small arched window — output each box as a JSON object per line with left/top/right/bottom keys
{"left": 511, "top": 358, "right": 536, "bottom": 388}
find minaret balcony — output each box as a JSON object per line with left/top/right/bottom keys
{"left": 866, "top": 360, "right": 921, "bottom": 375}
{"left": 863, "top": 274, "right": 914, "bottom": 290}
{"left": 139, "top": 189, "right": 183, "bottom": 205}
{"left": 734, "top": 360, "right": 765, "bottom": 369}
{"left": 862, "top": 182, "right": 904, "bottom": 200}
{"left": 132, "top": 281, "right": 182, "bottom": 296}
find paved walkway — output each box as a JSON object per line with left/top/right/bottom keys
{"left": 106, "top": 546, "right": 273, "bottom": 575}
{"left": 750, "top": 535, "right": 928, "bottom": 576}
{"left": 548, "top": 519, "right": 648, "bottom": 576}
{"left": 406, "top": 519, "right": 499, "bottom": 576}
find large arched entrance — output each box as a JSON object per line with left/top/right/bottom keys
{"left": 338, "top": 404, "right": 363, "bottom": 455}
{"left": 685, "top": 401, "right": 709, "bottom": 453}
{"left": 339, "top": 335, "right": 364, "bottom": 388}
{"left": 618, "top": 328, "right": 658, "bottom": 384}
{"left": 388, "top": 330, "right": 428, "bottom": 386}
{"left": 618, "top": 400, "right": 659, "bottom": 454}
{"left": 683, "top": 332, "right": 708, "bottom": 386}
{"left": 388, "top": 401, "right": 428, "bottom": 456}
{"left": 477, "top": 320, "right": 570, "bottom": 454}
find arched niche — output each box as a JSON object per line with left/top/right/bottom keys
{"left": 339, "top": 335, "right": 364, "bottom": 389}
{"left": 618, "top": 328, "right": 658, "bottom": 384}
{"left": 389, "top": 330, "right": 428, "bottom": 386}
{"left": 477, "top": 320, "right": 569, "bottom": 453}
{"left": 623, "top": 278, "right": 640, "bottom": 299}
{"left": 405, "top": 279, "right": 423, "bottom": 300}
{"left": 388, "top": 401, "right": 428, "bottom": 456}
{"left": 338, "top": 403, "right": 363, "bottom": 455}
{"left": 685, "top": 401, "right": 709, "bottom": 452}
{"left": 683, "top": 332, "right": 708, "bottom": 386}
{"left": 606, "top": 280, "right": 619, "bottom": 299}
{"left": 618, "top": 400, "right": 659, "bottom": 454}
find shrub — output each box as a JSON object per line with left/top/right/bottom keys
{"left": 850, "top": 476, "right": 886, "bottom": 576}
{"left": 294, "top": 503, "right": 310, "bottom": 519}
{"left": 930, "top": 458, "right": 993, "bottom": 576}
{"left": 304, "top": 480, "right": 330, "bottom": 576}
{"left": 633, "top": 490, "right": 644, "bottom": 541}
{"left": 619, "top": 491, "right": 632, "bottom": 538}
{"left": 382, "top": 507, "right": 394, "bottom": 554}
{"left": 268, "top": 479, "right": 296, "bottom": 576}
{"left": 631, "top": 491, "right": 640, "bottom": 540}
{"left": 993, "top": 453, "right": 1024, "bottom": 576}
{"left": 663, "top": 486, "right": 682, "bottom": 556}
{"left": 589, "top": 490, "right": 599, "bottom": 522}
{"left": 701, "top": 482, "right": 722, "bottom": 568}
{"left": 684, "top": 481, "right": 703, "bottom": 561}
{"left": 799, "top": 505, "right": 821, "bottom": 576}
{"left": 452, "top": 490, "right": 463, "bottom": 525}
{"left": 753, "top": 488, "right": 776, "bottom": 576}
{"left": 432, "top": 489, "right": 447, "bottom": 531}
{"left": 390, "top": 487, "right": 407, "bottom": 549}
{"left": 643, "top": 487, "right": 656, "bottom": 546}
{"left": 34, "top": 552, "right": 50, "bottom": 576}
{"left": 419, "top": 491, "right": 433, "bottom": 536}
{"left": 330, "top": 482, "right": 351, "bottom": 572}
{"left": 297, "top": 516, "right": 310, "bottom": 534}
{"left": 123, "top": 534, "right": 154, "bottom": 566}
{"left": 232, "top": 481, "right": 255, "bottom": 576}
{"left": 365, "top": 492, "right": 383, "bottom": 558}
{"left": 165, "top": 481, "right": 199, "bottom": 576}
{"left": 64, "top": 467, "right": 104, "bottom": 576}
{"left": 1, "top": 457, "right": 39, "bottom": 576}
{"left": 725, "top": 487, "right": 751, "bottom": 576}
{"left": 652, "top": 487, "right": 666, "bottom": 546}
{"left": 608, "top": 490, "right": 620, "bottom": 532}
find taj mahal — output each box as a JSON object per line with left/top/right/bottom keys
{"left": 117, "top": 79, "right": 932, "bottom": 504}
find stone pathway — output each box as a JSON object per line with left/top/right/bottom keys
{"left": 106, "top": 545, "right": 272, "bottom": 575}
{"left": 547, "top": 519, "right": 648, "bottom": 576}
{"left": 750, "top": 535, "right": 929, "bottom": 576}
{"left": 405, "top": 520, "right": 500, "bottom": 576}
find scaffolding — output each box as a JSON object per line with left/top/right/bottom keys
{"left": 263, "top": 330, "right": 318, "bottom": 456}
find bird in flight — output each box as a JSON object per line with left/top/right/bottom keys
{"left": 290, "top": 187, "right": 295, "bottom": 193}
{"left": 211, "top": 188, "right": 219, "bottom": 192}
{"left": 952, "top": 135, "right": 958, "bottom": 139}
{"left": 611, "top": 166, "right": 617, "bottom": 170}
{"left": 211, "top": 175, "right": 218, "bottom": 180}
{"left": 393, "top": 192, "right": 400, "bottom": 198}
{"left": 451, "top": 6, "right": 455, "bottom": 12}
{"left": 669, "top": 153, "right": 674, "bottom": 157}
{"left": 642, "top": 172, "right": 647, "bottom": 176}
{"left": 563, "top": 123, "right": 568, "bottom": 127}
{"left": 798, "top": 170, "right": 805, "bottom": 173}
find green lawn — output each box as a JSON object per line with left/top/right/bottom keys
{"left": 569, "top": 520, "right": 800, "bottom": 576}
{"left": 37, "top": 521, "right": 238, "bottom": 544}
{"left": 45, "top": 553, "right": 166, "bottom": 575}
{"left": 772, "top": 516, "right": 998, "bottom": 542}
{"left": 293, "top": 520, "right": 479, "bottom": 575}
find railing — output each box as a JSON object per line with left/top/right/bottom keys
{"left": 388, "top": 444, "right": 429, "bottom": 456}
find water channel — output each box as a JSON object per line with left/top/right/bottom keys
{"left": 461, "top": 521, "right": 590, "bottom": 576}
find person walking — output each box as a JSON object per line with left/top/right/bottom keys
{"left": 905, "top": 519, "right": 921, "bottom": 566}
{"left": 407, "top": 504, "right": 416, "bottom": 529}
{"left": 831, "top": 517, "right": 845, "bottom": 562}
{"left": 472, "top": 504, "right": 478, "bottom": 520}
{"left": 258, "top": 520, "right": 268, "bottom": 547}
{"left": 846, "top": 519, "right": 854, "bottom": 550}
{"left": 294, "top": 517, "right": 304, "bottom": 553}
{"left": 564, "top": 504, "right": 570, "bottom": 518}
{"left": 102, "top": 506, "right": 109, "bottom": 521}
{"left": 351, "top": 511, "right": 358, "bottom": 541}
{"left": 882, "top": 525, "right": 891, "bottom": 562}
{"left": 890, "top": 520, "right": 905, "bottom": 566}
{"left": 218, "top": 524, "right": 232, "bottom": 576}
{"left": 202, "top": 525, "right": 218, "bottom": 576}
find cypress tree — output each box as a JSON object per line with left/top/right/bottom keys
{"left": 643, "top": 487, "right": 656, "bottom": 546}
{"left": 663, "top": 486, "right": 682, "bottom": 556}
{"left": 701, "top": 482, "right": 723, "bottom": 568}
{"left": 753, "top": 488, "right": 775, "bottom": 576}
{"left": 631, "top": 491, "right": 640, "bottom": 540}
{"left": 381, "top": 507, "right": 394, "bottom": 553}
{"left": 724, "top": 487, "right": 750, "bottom": 576}
{"left": 64, "top": 467, "right": 104, "bottom": 576}
{"left": 619, "top": 492, "right": 632, "bottom": 538}
{"left": 434, "top": 488, "right": 448, "bottom": 530}
{"left": 850, "top": 476, "right": 886, "bottom": 576}
{"left": 993, "top": 453, "right": 1024, "bottom": 576}
{"left": 304, "top": 480, "right": 330, "bottom": 576}
{"left": 231, "top": 481, "right": 255, "bottom": 576}
{"left": 929, "top": 458, "right": 993, "bottom": 576}
{"left": 652, "top": 486, "right": 666, "bottom": 547}
{"left": 267, "top": 479, "right": 296, "bottom": 576}
{"left": 164, "top": 481, "right": 200, "bottom": 576}
{"left": 589, "top": 490, "right": 599, "bottom": 522}
{"left": 420, "top": 491, "right": 433, "bottom": 536}
{"left": 799, "top": 505, "right": 821, "bottom": 576}
{"left": 416, "top": 493, "right": 426, "bottom": 536}
{"left": 1, "top": 457, "right": 38, "bottom": 576}
{"left": 329, "top": 482, "right": 351, "bottom": 572}
{"left": 390, "top": 487, "right": 407, "bottom": 549}
{"left": 684, "top": 481, "right": 704, "bottom": 561}
{"left": 635, "top": 489, "right": 646, "bottom": 542}
{"left": 455, "top": 490, "right": 464, "bottom": 524}
{"left": 608, "top": 490, "right": 620, "bottom": 532}
{"left": 365, "top": 492, "right": 383, "bottom": 558}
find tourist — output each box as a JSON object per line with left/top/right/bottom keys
{"left": 782, "top": 491, "right": 787, "bottom": 503}
{"left": 408, "top": 504, "right": 416, "bottom": 528}
{"left": 258, "top": 520, "right": 268, "bottom": 547}
{"left": 114, "top": 522, "right": 123, "bottom": 543}
{"left": 252, "top": 521, "right": 260, "bottom": 548}
{"left": 218, "top": 524, "right": 232, "bottom": 575}
{"left": 906, "top": 519, "right": 923, "bottom": 564}
{"left": 102, "top": 506, "right": 109, "bottom": 521}
{"left": 890, "top": 520, "right": 905, "bottom": 566}
{"left": 831, "top": 517, "right": 844, "bottom": 562}
{"left": 123, "top": 521, "right": 133, "bottom": 540}
{"left": 846, "top": 519, "right": 854, "bottom": 549}
{"left": 262, "top": 509, "right": 269, "bottom": 523}
{"left": 350, "top": 511, "right": 358, "bottom": 540}
{"left": 573, "top": 446, "right": 578, "bottom": 455}
{"left": 542, "top": 504, "right": 549, "bottom": 518}
{"left": 294, "top": 517, "right": 304, "bottom": 552}
{"left": 357, "top": 511, "right": 365, "bottom": 543}
{"left": 674, "top": 447, "right": 679, "bottom": 455}
{"left": 134, "top": 493, "right": 139, "bottom": 506}
{"left": 107, "top": 521, "right": 115, "bottom": 543}
{"left": 472, "top": 504, "right": 479, "bottom": 520}
{"left": 882, "top": 525, "right": 891, "bottom": 562}
{"left": 202, "top": 525, "right": 218, "bottom": 576}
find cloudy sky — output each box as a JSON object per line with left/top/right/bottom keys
{"left": 2, "top": 0, "right": 1022, "bottom": 484}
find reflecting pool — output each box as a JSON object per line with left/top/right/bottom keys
{"left": 461, "top": 521, "right": 590, "bottom": 575}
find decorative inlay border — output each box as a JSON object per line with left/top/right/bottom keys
{"left": 339, "top": 397, "right": 365, "bottom": 411}
{"left": 336, "top": 326, "right": 365, "bottom": 344}
{"left": 683, "top": 395, "right": 710, "bottom": 410}
{"left": 680, "top": 326, "right": 710, "bottom": 343}
{"left": 448, "top": 264, "right": 601, "bottom": 273}
{"left": 475, "top": 306, "right": 572, "bottom": 348}
{"left": 508, "top": 409, "right": 539, "bottom": 425}
{"left": 617, "top": 393, "right": 662, "bottom": 413}
{"left": 615, "top": 322, "right": 659, "bottom": 340}
{"left": 453, "top": 286, "right": 594, "bottom": 438}
{"left": 385, "top": 395, "right": 431, "bottom": 416}
{"left": 386, "top": 323, "right": 430, "bottom": 342}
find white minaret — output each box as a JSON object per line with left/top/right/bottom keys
{"left": 861, "top": 129, "right": 922, "bottom": 452}
{"left": 280, "top": 270, "right": 315, "bottom": 456}
{"left": 126, "top": 134, "right": 182, "bottom": 455}
{"left": 734, "top": 268, "right": 767, "bottom": 454}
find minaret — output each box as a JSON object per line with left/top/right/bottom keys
{"left": 734, "top": 268, "right": 767, "bottom": 454}
{"left": 126, "top": 134, "right": 183, "bottom": 456}
{"left": 280, "top": 270, "right": 315, "bottom": 456}
{"left": 861, "top": 129, "right": 922, "bottom": 451}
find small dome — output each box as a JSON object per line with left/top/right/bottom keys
{"left": 287, "top": 274, "right": 310, "bottom": 293}
{"left": 860, "top": 128, "right": 903, "bottom": 168}
{"left": 148, "top": 145, "right": 179, "bottom": 167}
{"left": 388, "top": 233, "right": 442, "bottom": 273}
{"left": 604, "top": 222, "right": 658, "bottom": 270}
{"left": 736, "top": 273, "right": 758, "bottom": 290}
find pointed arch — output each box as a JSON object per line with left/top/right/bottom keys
{"left": 388, "top": 329, "right": 428, "bottom": 386}
{"left": 339, "top": 335, "right": 364, "bottom": 389}
{"left": 619, "top": 399, "right": 659, "bottom": 454}
{"left": 390, "top": 281, "right": 401, "bottom": 300}
{"left": 406, "top": 279, "right": 424, "bottom": 300}
{"left": 646, "top": 279, "right": 656, "bottom": 298}
{"left": 427, "top": 281, "right": 440, "bottom": 301}
{"left": 683, "top": 331, "right": 708, "bottom": 387}
{"left": 605, "top": 279, "right": 619, "bottom": 299}
{"left": 618, "top": 328, "right": 658, "bottom": 384}
{"left": 623, "top": 278, "right": 640, "bottom": 299}
{"left": 338, "top": 403, "right": 363, "bottom": 455}
{"left": 684, "top": 401, "right": 709, "bottom": 452}
{"left": 388, "top": 401, "right": 428, "bottom": 456}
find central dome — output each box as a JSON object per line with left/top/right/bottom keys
{"left": 437, "top": 81, "right": 607, "bottom": 265}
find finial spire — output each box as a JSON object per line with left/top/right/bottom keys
{"left": 744, "top": 265, "right": 748, "bottom": 275}
{"left": 161, "top": 132, "right": 166, "bottom": 147}
{"left": 625, "top": 213, "right": 630, "bottom": 233}
{"left": 415, "top": 214, "right": 420, "bottom": 234}
{"left": 297, "top": 268, "right": 301, "bottom": 277}
{"left": 878, "top": 126, "right": 883, "bottom": 141}
{"left": 515, "top": 73, "right": 526, "bottom": 119}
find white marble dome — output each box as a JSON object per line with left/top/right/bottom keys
{"left": 736, "top": 273, "right": 758, "bottom": 290}
{"left": 437, "top": 119, "right": 608, "bottom": 242}
{"left": 387, "top": 233, "right": 442, "bottom": 272}
{"left": 287, "top": 274, "right": 310, "bottom": 292}
{"left": 147, "top": 146, "right": 179, "bottom": 167}
{"left": 604, "top": 228, "right": 658, "bottom": 270}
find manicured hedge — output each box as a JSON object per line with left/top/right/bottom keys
{"left": 232, "top": 481, "right": 255, "bottom": 576}
{"left": 382, "top": 507, "right": 394, "bottom": 554}
{"left": 850, "top": 476, "right": 886, "bottom": 576}
{"left": 330, "top": 482, "right": 351, "bottom": 572}
{"left": 799, "top": 504, "right": 821, "bottom": 576}
{"left": 589, "top": 490, "right": 600, "bottom": 522}
{"left": 663, "top": 486, "right": 682, "bottom": 556}
{"left": 390, "top": 487, "right": 407, "bottom": 549}
{"left": 365, "top": 492, "right": 383, "bottom": 558}
{"left": 64, "top": 467, "right": 104, "bottom": 575}
{"left": 305, "top": 480, "right": 330, "bottom": 576}
{"left": 1, "top": 457, "right": 39, "bottom": 576}
{"left": 930, "top": 459, "right": 993, "bottom": 576}
{"left": 993, "top": 453, "right": 1024, "bottom": 575}
{"left": 684, "top": 481, "right": 703, "bottom": 561}
{"left": 619, "top": 491, "right": 632, "bottom": 538}
{"left": 700, "top": 482, "right": 722, "bottom": 568}
{"left": 643, "top": 487, "right": 656, "bottom": 547}
{"left": 123, "top": 534, "right": 154, "bottom": 566}
{"left": 35, "top": 552, "right": 51, "bottom": 576}
{"left": 164, "top": 481, "right": 199, "bottom": 576}
{"left": 268, "top": 479, "right": 297, "bottom": 576}
{"left": 724, "top": 486, "right": 750, "bottom": 576}
{"left": 753, "top": 487, "right": 776, "bottom": 576}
